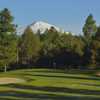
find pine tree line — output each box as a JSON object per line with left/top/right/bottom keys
{"left": 0, "top": 8, "right": 100, "bottom": 71}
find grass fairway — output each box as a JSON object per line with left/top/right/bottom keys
{"left": 0, "top": 68, "right": 100, "bottom": 100}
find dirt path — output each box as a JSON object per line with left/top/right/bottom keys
{"left": 0, "top": 77, "right": 25, "bottom": 84}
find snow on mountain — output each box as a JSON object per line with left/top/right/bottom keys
{"left": 17, "top": 21, "right": 65, "bottom": 35}
{"left": 30, "top": 21, "right": 64, "bottom": 34}
{"left": 17, "top": 26, "right": 27, "bottom": 35}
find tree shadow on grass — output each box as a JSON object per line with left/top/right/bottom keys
{"left": 12, "top": 69, "right": 99, "bottom": 81}
{"left": 1, "top": 84, "right": 100, "bottom": 96}
{"left": 9, "top": 84, "right": 100, "bottom": 95}
{"left": 21, "top": 72, "right": 100, "bottom": 81}
{"left": 0, "top": 89, "right": 100, "bottom": 100}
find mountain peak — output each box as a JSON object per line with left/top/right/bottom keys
{"left": 17, "top": 21, "right": 65, "bottom": 35}
{"left": 30, "top": 21, "right": 64, "bottom": 34}
{"left": 31, "top": 21, "right": 52, "bottom": 25}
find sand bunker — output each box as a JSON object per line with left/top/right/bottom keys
{"left": 0, "top": 77, "right": 25, "bottom": 84}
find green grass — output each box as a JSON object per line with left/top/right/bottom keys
{"left": 0, "top": 68, "right": 100, "bottom": 100}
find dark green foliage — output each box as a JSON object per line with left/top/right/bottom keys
{"left": 0, "top": 34, "right": 17, "bottom": 65}
{"left": 41, "top": 27, "right": 59, "bottom": 56}
{"left": 38, "top": 29, "right": 85, "bottom": 68}
{"left": 19, "top": 27, "right": 41, "bottom": 64}
{"left": 90, "top": 40, "right": 100, "bottom": 68}
{"left": 0, "top": 8, "right": 15, "bottom": 34}
{"left": 0, "top": 8, "right": 100, "bottom": 70}
{"left": 83, "top": 34, "right": 100, "bottom": 69}
{"left": 0, "top": 8, "right": 17, "bottom": 71}
{"left": 95, "top": 26, "right": 100, "bottom": 40}
{"left": 83, "top": 14, "right": 97, "bottom": 37}
{"left": 82, "top": 14, "right": 100, "bottom": 69}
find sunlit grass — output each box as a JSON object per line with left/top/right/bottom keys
{"left": 0, "top": 68, "right": 100, "bottom": 100}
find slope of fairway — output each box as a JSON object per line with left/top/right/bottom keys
{"left": 0, "top": 68, "right": 100, "bottom": 100}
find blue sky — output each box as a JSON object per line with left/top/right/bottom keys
{"left": 0, "top": 0, "right": 100, "bottom": 34}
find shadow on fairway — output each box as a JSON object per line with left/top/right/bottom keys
{"left": 5, "top": 84, "right": 100, "bottom": 95}
{"left": 0, "top": 84, "right": 100, "bottom": 100}
{"left": 0, "top": 89, "right": 100, "bottom": 100}
{"left": 21, "top": 72, "right": 100, "bottom": 81}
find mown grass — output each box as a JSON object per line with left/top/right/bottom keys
{"left": 0, "top": 68, "right": 100, "bottom": 100}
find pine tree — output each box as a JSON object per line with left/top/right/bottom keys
{"left": 0, "top": 8, "right": 17, "bottom": 72}
{"left": 19, "top": 27, "right": 41, "bottom": 65}
{"left": 95, "top": 26, "right": 100, "bottom": 40}
{"left": 83, "top": 14, "right": 97, "bottom": 37}
{"left": 82, "top": 14, "right": 97, "bottom": 68}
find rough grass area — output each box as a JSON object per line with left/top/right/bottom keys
{"left": 0, "top": 68, "right": 100, "bottom": 100}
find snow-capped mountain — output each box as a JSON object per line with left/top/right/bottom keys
{"left": 17, "top": 26, "right": 27, "bottom": 35}
{"left": 17, "top": 21, "right": 65, "bottom": 35}
{"left": 30, "top": 21, "right": 64, "bottom": 34}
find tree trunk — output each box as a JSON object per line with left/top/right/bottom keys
{"left": 4, "top": 64, "right": 7, "bottom": 72}
{"left": 17, "top": 48, "right": 19, "bottom": 64}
